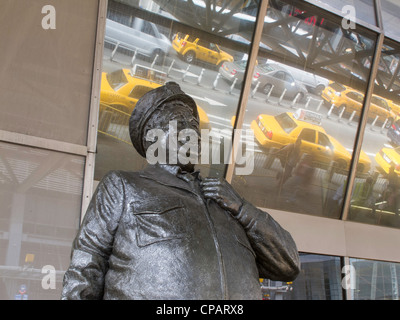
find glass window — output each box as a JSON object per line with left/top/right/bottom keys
{"left": 117, "top": 0, "right": 261, "bottom": 37}
{"left": 197, "top": 39, "right": 209, "bottom": 48}
{"left": 318, "top": 132, "right": 333, "bottom": 149}
{"left": 141, "top": 20, "right": 157, "bottom": 37}
{"left": 298, "top": 128, "right": 316, "bottom": 142}
{"left": 261, "top": 253, "right": 343, "bottom": 300}
{"left": 306, "top": 0, "right": 376, "bottom": 26}
{"left": 96, "top": 0, "right": 258, "bottom": 181}
{"left": 0, "top": 142, "right": 84, "bottom": 299}
{"left": 349, "top": 258, "right": 400, "bottom": 300}
{"left": 275, "top": 112, "right": 298, "bottom": 133}
{"left": 348, "top": 38, "right": 400, "bottom": 228}
{"left": 381, "top": 0, "right": 400, "bottom": 40}
{"left": 231, "top": 0, "right": 377, "bottom": 218}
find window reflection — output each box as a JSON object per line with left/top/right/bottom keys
{"left": 350, "top": 258, "right": 400, "bottom": 300}
{"left": 95, "top": 0, "right": 257, "bottom": 181}
{"left": 0, "top": 142, "right": 84, "bottom": 299}
{"left": 305, "top": 0, "right": 376, "bottom": 26}
{"left": 349, "top": 39, "right": 400, "bottom": 228}
{"left": 381, "top": 0, "right": 400, "bottom": 40}
{"left": 261, "top": 253, "right": 342, "bottom": 300}
{"left": 231, "top": 0, "right": 376, "bottom": 218}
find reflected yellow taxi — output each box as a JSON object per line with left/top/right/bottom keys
{"left": 100, "top": 66, "right": 210, "bottom": 129}
{"left": 251, "top": 109, "right": 371, "bottom": 173}
{"left": 375, "top": 146, "right": 400, "bottom": 175}
{"left": 321, "top": 82, "right": 396, "bottom": 127}
{"left": 172, "top": 33, "right": 233, "bottom": 67}
{"left": 389, "top": 100, "right": 400, "bottom": 117}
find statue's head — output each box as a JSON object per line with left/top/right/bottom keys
{"left": 129, "top": 82, "right": 200, "bottom": 172}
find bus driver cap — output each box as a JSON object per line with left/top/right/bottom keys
{"left": 129, "top": 81, "right": 198, "bottom": 157}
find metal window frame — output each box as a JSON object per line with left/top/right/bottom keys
{"left": 80, "top": 0, "right": 108, "bottom": 220}
{"left": 225, "top": 0, "right": 270, "bottom": 183}
{"left": 341, "top": 0, "right": 384, "bottom": 220}
{"left": 224, "top": 0, "right": 389, "bottom": 225}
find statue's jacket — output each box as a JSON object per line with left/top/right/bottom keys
{"left": 62, "top": 165, "right": 300, "bottom": 300}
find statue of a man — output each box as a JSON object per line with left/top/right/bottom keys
{"left": 61, "top": 82, "right": 300, "bottom": 300}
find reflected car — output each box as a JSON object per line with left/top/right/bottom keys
{"left": 389, "top": 100, "right": 400, "bottom": 117}
{"left": 375, "top": 146, "right": 400, "bottom": 175}
{"left": 251, "top": 109, "right": 371, "bottom": 173}
{"left": 387, "top": 117, "right": 400, "bottom": 146}
{"left": 105, "top": 18, "right": 172, "bottom": 61}
{"left": 100, "top": 66, "right": 210, "bottom": 130}
{"left": 219, "top": 60, "right": 248, "bottom": 85}
{"left": 269, "top": 62, "right": 329, "bottom": 95}
{"left": 172, "top": 33, "right": 233, "bottom": 67}
{"left": 253, "top": 64, "right": 308, "bottom": 101}
{"left": 321, "top": 82, "right": 396, "bottom": 127}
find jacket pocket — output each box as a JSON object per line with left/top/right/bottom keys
{"left": 130, "top": 198, "right": 188, "bottom": 247}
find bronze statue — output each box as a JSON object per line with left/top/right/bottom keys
{"left": 61, "top": 82, "right": 300, "bottom": 300}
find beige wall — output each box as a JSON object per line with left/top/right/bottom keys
{"left": 0, "top": 0, "right": 99, "bottom": 146}
{"left": 269, "top": 208, "right": 400, "bottom": 263}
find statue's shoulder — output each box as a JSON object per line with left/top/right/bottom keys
{"left": 103, "top": 170, "right": 142, "bottom": 183}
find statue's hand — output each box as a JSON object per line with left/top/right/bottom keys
{"left": 200, "top": 177, "right": 243, "bottom": 216}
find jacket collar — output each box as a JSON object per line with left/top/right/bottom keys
{"left": 139, "top": 164, "right": 201, "bottom": 193}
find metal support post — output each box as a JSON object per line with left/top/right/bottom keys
{"left": 131, "top": 50, "right": 137, "bottom": 66}
{"left": 251, "top": 81, "right": 260, "bottom": 98}
{"left": 291, "top": 92, "right": 300, "bottom": 108}
{"left": 304, "top": 96, "right": 311, "bottom": 109}
{"left": 197, "top": 68, "right": 205, "bottom": 85}
{"left": 327, "top": 103, "right": 335, "bottom": 118}
{"left": 182, "top": 64, "right": 190, "bottom": 82}
{"left": 167, "top": 59, "right": 175, "bottom": 77}
{"left": 348, "top": 110, "right": 356, "bottom": 125}
{"left": 110, "top": 42, "right": 120, "bottom": 61}
{"left": 338, "top": 106, "right": 346, "bottom": 122}
{"left": 213, "top": 73, "right": 220, "bottom": 90}
{"left": 229, "top": 78, "right": 238, "bottom": 94}
{"left": 265, "top": 85, "right": 274, "bottom": 102}
{"left": 316, "top": 99, "right": 323, "bottom": 111}
{"left": 380, "top": 118, "right": 388, "bottom": 133}
{"left": 278, "top": 88, "right": 287, "bottom": 105}
{"left": 370, "top": 115, "right": 379, "bottom": 130}
{"left": 151, "top": 54, "right": 159, "bottom": 68}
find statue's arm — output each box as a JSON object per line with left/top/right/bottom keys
{"left": 234, "top": 201, "right": 300, "bottom": 281}
{"left": 201, "top": 177, "right": 300, "bottom": 281}
{"left": 61, "top": 171, "right": 125, "bottom": 300}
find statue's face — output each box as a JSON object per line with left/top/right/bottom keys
{"left": 143, "top": 100, "right": 200, "bottom": 172}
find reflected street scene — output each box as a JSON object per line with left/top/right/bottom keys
{"left": 96, "top": 0, "right": 400, "bottom": 227}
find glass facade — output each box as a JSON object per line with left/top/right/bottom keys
{"left": 0, "top": 0, "right": 97, "bottom": 300}
{"left": 0, "top": 0, "right": 399, "bottom": 300}
{"left": 231, "top": 0, "right": 377, "bottom": 218}
{"left": 381, "top": 0, "right": 400, "bottom": 40}
{"left": 261, "top": 253, "right": 343, "bottom": 300}
{"left": 350, "top": 258, "right": 400, "bottom": 300}
{"left": 307, "top": 0, "right": 377, "bottom": 26}
{"left": 348, "top": 39, "right": 400, "bottom": 228}
{"left": 0, "top": 142, "right": 84, "bottom": 299}
{"left": 94, "top": 0, "right": 260, "bottom": 180}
